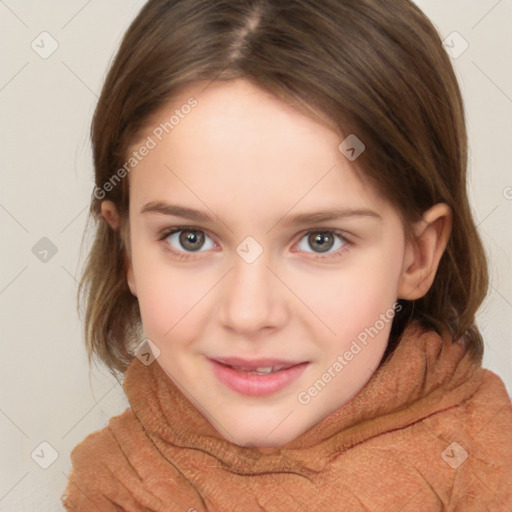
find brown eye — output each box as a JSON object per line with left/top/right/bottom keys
{"left": 307, "top": 231, "right": 335, "bottom": 253}
{"left": 162, "top": 228, "right": 215, "bottom": 254}
{"left": 179, "top": 230, "right": 205, "bottom": 251}
{"left": 296, "top": 229, "right": 348, "bottom": 258}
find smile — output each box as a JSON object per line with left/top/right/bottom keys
{"left": 208, "top": 359, "right": 309, "bottom": 396}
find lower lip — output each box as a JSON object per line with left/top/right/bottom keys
{"left": 209, "top": 359, "right": 309, "bottom": 397}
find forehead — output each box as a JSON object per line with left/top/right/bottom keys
{"left": 126, "top": 79, "right": 390, "bottom": 218}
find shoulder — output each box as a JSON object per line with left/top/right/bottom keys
{"left": 67, "top": 409, "right": 131, "bottom": 467}
{"left": 61, "top": 408, "right": 129, "bottom": 510}
{"left": 62, "top": 404, "right": 211, "bottom": 511}
{"left": 61, "top": 408, "right": 158, "bottom": 511}
{"left": 424, "top": 368, "right": 512, "bottom": 509}
{"left": 456, "top": 367, "right": 512, "bottom": 451}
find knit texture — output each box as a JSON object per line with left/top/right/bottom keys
{"left": 62, "top": 321, "right": 512, "bottom": 511}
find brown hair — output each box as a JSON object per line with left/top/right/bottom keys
{"left": 78, "top": 0, "right": 489, "bottom": 379}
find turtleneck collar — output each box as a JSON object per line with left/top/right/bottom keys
{"left": 122, "top": 320, "right": 483, "bottom": 476}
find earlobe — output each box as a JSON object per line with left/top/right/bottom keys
{"left": 126, "top": 260, "right": 137, "bottom": 297}
{"left": 397, "top": 203, "right": 452, "bottom": 300}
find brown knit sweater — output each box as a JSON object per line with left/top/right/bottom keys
{"left": 61, "top": 321, "right": 512, "bottom": 511}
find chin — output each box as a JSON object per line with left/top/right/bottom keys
{"left": 223, "top": 425, "right": 300, "bottom": 449}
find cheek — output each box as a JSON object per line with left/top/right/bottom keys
{"left": 132, "top": 252, "right": 212, "bottom": 343}
{"left": 305, "top": 246, "right": 402, "bottom": 340}
{"left": 129, "top": 241, "right": 178, "bottom": 333}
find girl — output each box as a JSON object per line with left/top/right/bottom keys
{"left": 62, "top": 0, "right": 512, "bottom": 510}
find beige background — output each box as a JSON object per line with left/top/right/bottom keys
{"left": 0, "top": 0, "right": 511, "bottom": 509}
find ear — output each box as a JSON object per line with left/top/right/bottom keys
{"left": 100, "top": 200, "right": 120, "bottom": 230}
{"left": 100, "top": 200, "right": 137, "bottom": 297}
{"left": 397, "top": 203, "right": 452, "bottom": 300}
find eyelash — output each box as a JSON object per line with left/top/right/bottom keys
{"left": 157, "top": 225, "right": 353, "bottom": 262}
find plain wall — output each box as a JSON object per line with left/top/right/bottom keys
{"left": 0, "top": 1, "right": 510, "bottom": 509}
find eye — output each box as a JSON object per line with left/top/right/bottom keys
{"left": 158, "top": 226, "right": 351, "bottom": 262}
{"left": 296, "top": 230, "right": 349, "bottom": 258}
{"left": 160, "top": 227, "right": 216, "bottom": 254}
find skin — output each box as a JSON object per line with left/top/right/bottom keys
{"left": 101, "top": 78, "right": 452, "bottom": 449}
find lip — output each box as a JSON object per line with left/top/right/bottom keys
{"left": 209, "top": 358, "right": 309, "bottom": 397}
{"left": 212, "top": 356, "right": 305, "bottom": 370}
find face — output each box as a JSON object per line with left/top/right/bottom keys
{"left": 124, "top": 78, "right": 410, "bottom": 449}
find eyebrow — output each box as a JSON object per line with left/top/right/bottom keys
{"left": 140, "top": 201, "right": 383, "bottom": 225}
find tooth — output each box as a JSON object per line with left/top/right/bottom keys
{"left": 254, "top": 367, "right": 273, "bottom": 374}
{"left": 228, "top": 365, "right": 291, "bottom": 374}
{"left": 231, "top": 366, "right": 275, "bottom": 374}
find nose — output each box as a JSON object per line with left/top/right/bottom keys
{"left": 218, "top": 252, "right": 288, "bottom": 335}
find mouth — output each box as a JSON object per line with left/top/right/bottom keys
{"left": 212, "top": 356, "right": 307, "bottom": 374}
{"left": 214, "top": 362, "right": 297, "bottom": 375}
{"left": 208, "top": 357, "right": 310, "bottom": 396}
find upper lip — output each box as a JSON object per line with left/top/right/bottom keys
{"left": 211, "top": 357, "right": 307, "bottom": 370}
